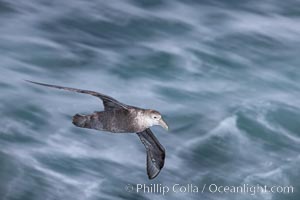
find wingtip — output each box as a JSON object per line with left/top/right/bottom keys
{"left": 148, "top": 171, "right": 161, "bottom": 180}
{"left": 147, "top": 157, "right": 164, "bottom": 180}
{"left": 24, "top": 80, "right": 36, "bottom": 84}
{"left": 24, "top": 80, "right": 50, "bottom": 87}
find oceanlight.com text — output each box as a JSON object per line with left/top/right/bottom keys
{"left": 125, "top": 183, "right": 294, "bottom": 196}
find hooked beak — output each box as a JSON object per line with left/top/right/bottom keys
{"left": 159, "top": 118, "right": 169, "bottom": 131}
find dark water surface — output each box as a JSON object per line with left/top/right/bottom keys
{"left": 1, "top": 0, "right": 300, "bottom": 199}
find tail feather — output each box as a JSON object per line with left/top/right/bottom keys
{"left": 72, "top": 112, "right": 104, "bottom": 131}
{"left": 72, "top": 114, "right": 89, "bottom": 128}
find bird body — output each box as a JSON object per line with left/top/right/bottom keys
{"left": 27, "top": 80, "right": 168, "bottom": 179}
{"left": 73, "top": 109, "right": 150, "bottom": 133}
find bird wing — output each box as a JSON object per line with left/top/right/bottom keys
{"left": 26, "top": 80, "right": 129, "bottom": 111}
{"left": 137, "top": 128, "right": 165, "bottom": 179}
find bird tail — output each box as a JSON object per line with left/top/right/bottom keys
{"left": 72, "top": 114, "right": 90, "bottom": 128}
{"left": 72, "top": 112, "right": 104, "bottom": 131}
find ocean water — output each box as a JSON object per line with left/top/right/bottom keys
{"left": 1, "top": 0, "right": 300, "bottom": 199}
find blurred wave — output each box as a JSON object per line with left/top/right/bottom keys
{"left": 1, "top": 0, "right": 300, "bottom": 199}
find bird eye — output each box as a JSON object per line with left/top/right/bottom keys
{"left": 154, "top": 116, "right": 157, "bottom": 119}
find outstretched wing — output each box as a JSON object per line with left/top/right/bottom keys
{"left": 137, "top": 128, "right": 165, "bottom": 179}
{"left": 26, "top": 80, "right": 129, "bottom": 111}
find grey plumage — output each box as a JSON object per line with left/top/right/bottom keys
{"left": 26, "top": 80, "right": 168, "bottom": 179}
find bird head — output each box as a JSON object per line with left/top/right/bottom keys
{"left": 145, "top": 110, "right": 169, "bottom": 131}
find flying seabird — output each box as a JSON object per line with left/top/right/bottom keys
{"left": 27, "top": 80, "right": 168, "bottom": 179}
